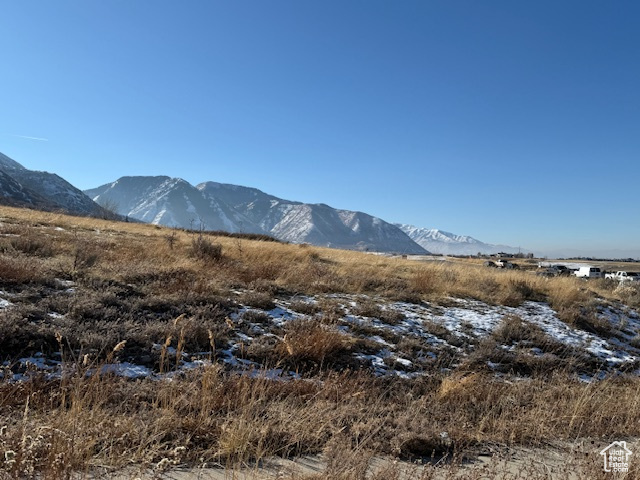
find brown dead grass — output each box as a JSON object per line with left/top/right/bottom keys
{"left": 276, "top": 320, "right": 356, "bottom": 371}
{"left": 0, "top": 204, "right": 630, "bottom": 312}
{"left": 1, "top": 368, "right": 639, "bottom": 478}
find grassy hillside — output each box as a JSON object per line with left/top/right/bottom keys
{"left": 0, "top": 205, "right": 638, "bottom": 479}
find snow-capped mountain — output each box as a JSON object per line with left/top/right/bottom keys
{"left": 85, "top": 177, "right": 263, "bottom": 233}
{"left": 199, "top": 181, "right": 426, "bottom": 253}
{"left": 0, "top": 152, "right": 111, "bottom": 217}
{"left": 396, "top": 224, "right": 519, "bottom": 256}
{"left": 86, "top": 177, "right": 427, "bottom": 254}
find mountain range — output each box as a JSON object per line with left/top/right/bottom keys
{"left": 0, "top": 151, "right": 520, "bottom": 255}
{"left": 396, "top": 224, "right": 519, "bottom": 256}
{"left": 85, "top": 176, "right": 428, "bottom": 254}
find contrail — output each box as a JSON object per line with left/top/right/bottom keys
{"left": 6, "top": 133, "right": 49, "bottom": 142}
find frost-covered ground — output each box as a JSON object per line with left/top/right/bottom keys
{"left": 3, "top": 289, "right": 639, "bottom": 383}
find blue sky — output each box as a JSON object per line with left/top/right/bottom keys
{"left": 1, "top": 1, "right": 638, "bottom": 257}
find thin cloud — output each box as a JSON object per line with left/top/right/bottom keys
{"left": 6, "top": 133, "right": 49, "bottom": 142}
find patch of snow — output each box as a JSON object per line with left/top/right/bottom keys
{"left": 394, "top": 357, "right": 413, "bottom": 367}
{"left": 18, "top": 355, "right": 56, "bottom": 370}
{"left": 369, "top": 335, "right": 393, "bottom": 347}
{"left": 100, "top": 363, "right": 152, "bottom": 379}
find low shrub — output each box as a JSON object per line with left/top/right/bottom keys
{"left": 190, "top": 235, "right": 223, "bottom": 263}
{"left": 276, "top": 320, "right": 355, "bottom": 371}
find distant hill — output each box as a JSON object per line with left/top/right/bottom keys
{"left": 86, "top": 177, "right": 428, "bottom": 254}
{"left": 396, "top": 224, "right": 520, "bottom": 256}
{"left": 0, "top": 152, "right": 113, "bottom": 218}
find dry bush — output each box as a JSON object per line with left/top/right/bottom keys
{"left": 288, "top": 299, "right": 321, "bottom": 315}
{"left": 241, "top": 309, "right": 272, "bottom": 324}
{"left": 190, "top": 234, "right": 223, "bottom": 263}
{"left": 556, "top": 304, "right": 615, "bottom": 338}
{"left": 420, "top": 320, "right": 466, "bottom": 348}
{"left": 490, "top": 315, "right": 567, "bottom": 351}
{"left": 3, "top": 231, "right": 55, "bottom": 257}
{"left": 71, "top": 237, "right": 101, "bottom": 272}
{"left": 0, "top": 203, "right": 607, "bottom": 315}
{"left": 410, "top": 266, "right": 447, "bottom": 296}
{"left": 277, "top": 250, "right": 342, "bottom": 293}
{"left": 275, "top": 320, "right": 355, "bottom": 371}
{"left": 351, "top": 299, "right": 404, "bottom": 324}
{"left": 239, "top": 291, "right": 276, "bottom": 310}
{"left": 316, "top": 298, "right": 346, "bottom": 319}
{"left": 315, "top": 434, "right": 373, "bottom": 480}
{"left": 546, "top": 277, "right": 591, "bottom": 310}
{"left": 350, "top": 299, "right": 376, "bottom": 318}
{"left": 614, "top": 282, "right": 640, "bottom": 307}
{"left": 497, "top": 278, "right": 544, "bottom": 306}
{"left": 0, "top": 254, "right": 49, "bottom": 285}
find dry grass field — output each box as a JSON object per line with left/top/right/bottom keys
{"left": 0, "top": 205, "right": 639, "bottom": 479}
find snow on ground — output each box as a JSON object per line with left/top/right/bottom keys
{"left": 99, "top": 362, "right": 153, "bottom": 379}
{"left": 3, "top": 292, "right": 639, "bottom": 383}
{"left": 387, "top": 298, "right": 639, "bottom": 364}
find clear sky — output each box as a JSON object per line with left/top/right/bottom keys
{"left": 1, "top": 1, "right": 638, "bottom": 257}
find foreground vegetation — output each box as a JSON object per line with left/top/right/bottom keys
{"left": 0, "top": 205, "right": 639, "bottom": 478}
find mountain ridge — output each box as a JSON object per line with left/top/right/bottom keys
{"left": 0, "top": 151, "right": 522, "bottom": 256}
{"left": 87, "top": 176, "right": 428, "bottom": 254}
{"left": 396, "top": 224, "right": 520, "bottom": 256}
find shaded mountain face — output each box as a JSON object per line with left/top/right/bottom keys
{"left": 396, "top": 224, "right": 518, "bottom": 256}
{"left": 0, "top": 152, "right": 111, "bottom": 217}
{"left": 0, "top": 152, "right": 26, "bottom": 172}
{"left": 0, "top": 170, "right": 50, "bottom": 208}
{"left": 86, "top": 177, "right": 428, "bottom": 254}
{"left": 197, "top": 182, "right": 427, "bottom": 254}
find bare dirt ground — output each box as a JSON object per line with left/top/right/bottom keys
{"left": 99, "top": 439, "right": 638, "bottom": 480}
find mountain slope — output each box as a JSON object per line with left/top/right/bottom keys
{"left": 0, "top": 152, "right": 27, "bottom": 172}
{"left": 0, "top": 152, "right": 111, "bottom": 217}
{"left": 198, "top": 181, "right": 427, "bottom": 254}
{"left": 397, "top": 224, "right": 519, "bottom": 255}
{"left": 0, "top": 170, "right": 51, "bottom": 208}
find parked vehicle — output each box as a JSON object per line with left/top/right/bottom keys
{"left": 536, "top": 268, "right": 556, "bottom": 278}
{"left": 605, "top": 271, "right": 640, "bottom": 282}
{"left": 551, "top": 265, "right": 572, "bottom": 276}
{"left": 496, "top": 259, "right": 519, "bottom": 269}
{"left": 537, "top": 265, "right": 572, "bottom": 277}
{"left": 574, "top": 266, "right": 603, "bottom": 279}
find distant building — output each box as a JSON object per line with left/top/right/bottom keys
{"left": 490, "top": 252, "right": 514, "bottom": 259}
